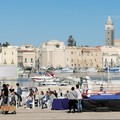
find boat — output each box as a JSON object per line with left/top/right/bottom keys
{"left": 86, "top": 67, "right": 98, "bottom": 72}
{"left": 79, "top": 68, "right": 87, "bottom": 72}
{"left": 61, "top": 67, "right": 73, "bottom": 73}
{"left": 17, "top": 67, "right": 24, "bottom": 75}
{"left": 40, "top": 81, "right": 59, "bottom": 86}
{"left": 30, "top": 74, "right": 55, "bottom": 82}
{"left": 54, "top": 69, "right": 62, "bottom": 73}
{"left": 103, "top": 67, "right": 120, "bottom": 72}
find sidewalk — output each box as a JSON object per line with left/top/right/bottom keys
{"left": 0, "top": 107, "right": 120, "bottom": 120}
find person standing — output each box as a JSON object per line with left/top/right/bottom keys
{"left": 1, "top": 84, "right": 9, "bottom": 105}
{"left": 57, "top": 88, "right": 63, "bottom": 98}
{"left": 75, "top": 84, "right": 82, "bottom": 112}
{"left": 67, "top": 87, "right": 78, "bottom": 113}
{"left": 16, "top": 83, "right": 22, "bottom": 106}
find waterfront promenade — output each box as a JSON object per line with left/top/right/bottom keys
{"left": 0, "top": 107, "right": 120, "bottom": 120}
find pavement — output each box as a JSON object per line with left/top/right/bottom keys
{"left": 0, "top": 107, "right": 120, "bottom": 120}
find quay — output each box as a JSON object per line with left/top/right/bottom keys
{"left": 0, "top": 107, "right": 120, "bottom": 120}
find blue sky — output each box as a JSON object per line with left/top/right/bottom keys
{"left": 0, "top": 0, "right": 120, "bottom": 47}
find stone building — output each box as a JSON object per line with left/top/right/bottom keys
{"left": 39, "top": 40, "right": 66, "bottom": 68}
{"left": 79, "top": 47, "right": 102, "bottom": 68}
{"left": 39, "top": 40, "right": 103, "bottom": 69}
{"left": 20, "top": 44, "right": 39, "bottom": 69}
{"left": 100, "top": 46, "right": 120, "bottom": 67}
{"left": 0, "top": 46, "right": 23, "bottom": 66}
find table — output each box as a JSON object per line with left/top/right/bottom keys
{"left": 52, "top": 98, "right": 69, "bottom": 110}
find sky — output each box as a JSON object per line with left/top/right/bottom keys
{"left": 0, "top": 0, "right": 120, "bottom": 47}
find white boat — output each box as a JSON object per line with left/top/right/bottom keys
{"left": 54, "top": 69, "right": 62, "bottom": 73}
{"left": 103, "top": 67, "right": 120, "bottom": 72}
{"left": 17, "top": 67, "right": 24, "bottom": 75}
{"left": 61, "top": 67, "right": 73, "bottom": 73}
{"left": 86, "top": 67, "right": 98, "bottom": 72}
{"left": 30, "top": 74, "right": 54, "bottom": 82}
{"left": 79, "top": 68, "right": 87, "bottom": 72}
{"left": 40, "top": 81, "right": 59, "bottom": 86}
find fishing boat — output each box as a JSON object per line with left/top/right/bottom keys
{"left": 61, "top": 67, "right": 73, "bottom": 73}
{"left": 30, "top": 73, "right": 55, "bottom": 82}
{"left": 103, "top": 66, "right": 120, "bottom": 72}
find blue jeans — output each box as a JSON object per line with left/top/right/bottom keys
{"left": 77, "top": 99, "right": 82, "bottom": 111}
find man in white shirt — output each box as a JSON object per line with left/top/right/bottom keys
{"left": 75, "top": 84, "right": 82, "bottom": 112}
{"left": 67, "top": 87, "right": 78, "bottom": 113}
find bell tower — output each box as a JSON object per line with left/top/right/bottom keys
{"left": 105, "top": 16, "right": 114, "bottom": 46}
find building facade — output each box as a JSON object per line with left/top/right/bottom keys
{"left": 0, "top": 46, "right": 23, "bottom": 66}
{"left": 100, "top": 46, "right": 120, "bottom": 67}
{"left": 20, "top": 44, "right": 39, "bottom": 69}
{"left": 65, "top": 46, "right": 79, "bottom": 68}
{"left": 39, "top": 40, "right": 103, "bottom": 69}
{"left": 80, "top": 47, "right": 102, "bottom": 68}
{"left": 39, "top": 40, "right": 66, "bottom": 68}
{"left": 113, "top": 39, "right": 120, "bottom": 47}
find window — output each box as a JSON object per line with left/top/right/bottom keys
{"left": 31, "top": 58, "right": 33, "bottom": 63}
{"left": 91, "top": 63, "right": 93, "bottom": 66}
{"left": 71, "top": 59, "right": 73, "bottom": 62}
{"left": 25, "top": 46, "right": 30, "bottom": 48}
{"left": 11, "top": 60, "right": 14, "bottom": 64}
{"left": 25, "top": 58, "right": 27, "bottom": 63}
{"left": 71, "top": 51, "right": 73, "bottom": 54}
{"left": 4, "top": 60, "right": 7, "bottom": 64}
{"left": 4, "top": 52, "right": 6, "bottom": 55}
{"left": 12, "top": 52, "right": 14, "bottom": 55}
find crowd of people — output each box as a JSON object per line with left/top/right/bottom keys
{"left": 22, "top": 85, "right": 83, "bottom": 113}
{"left": 0, "top": 83, "right": 22, "bottom": 107}
{"left": 0, "top": 82, "right": 84, "bottom": 113}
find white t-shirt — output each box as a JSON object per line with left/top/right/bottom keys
{"left": 75, "top": 89, "right": 82, "bottom": 99}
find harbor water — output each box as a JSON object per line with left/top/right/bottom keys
{"left": 1, "top": 72, "right": 120, "bottom": 87}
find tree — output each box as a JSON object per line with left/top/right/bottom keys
{"left": 67, "top": 35, "right": 76, "bottom": 46}
{"left": 2, "top": 42, "right": 10, "bottom": 47}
